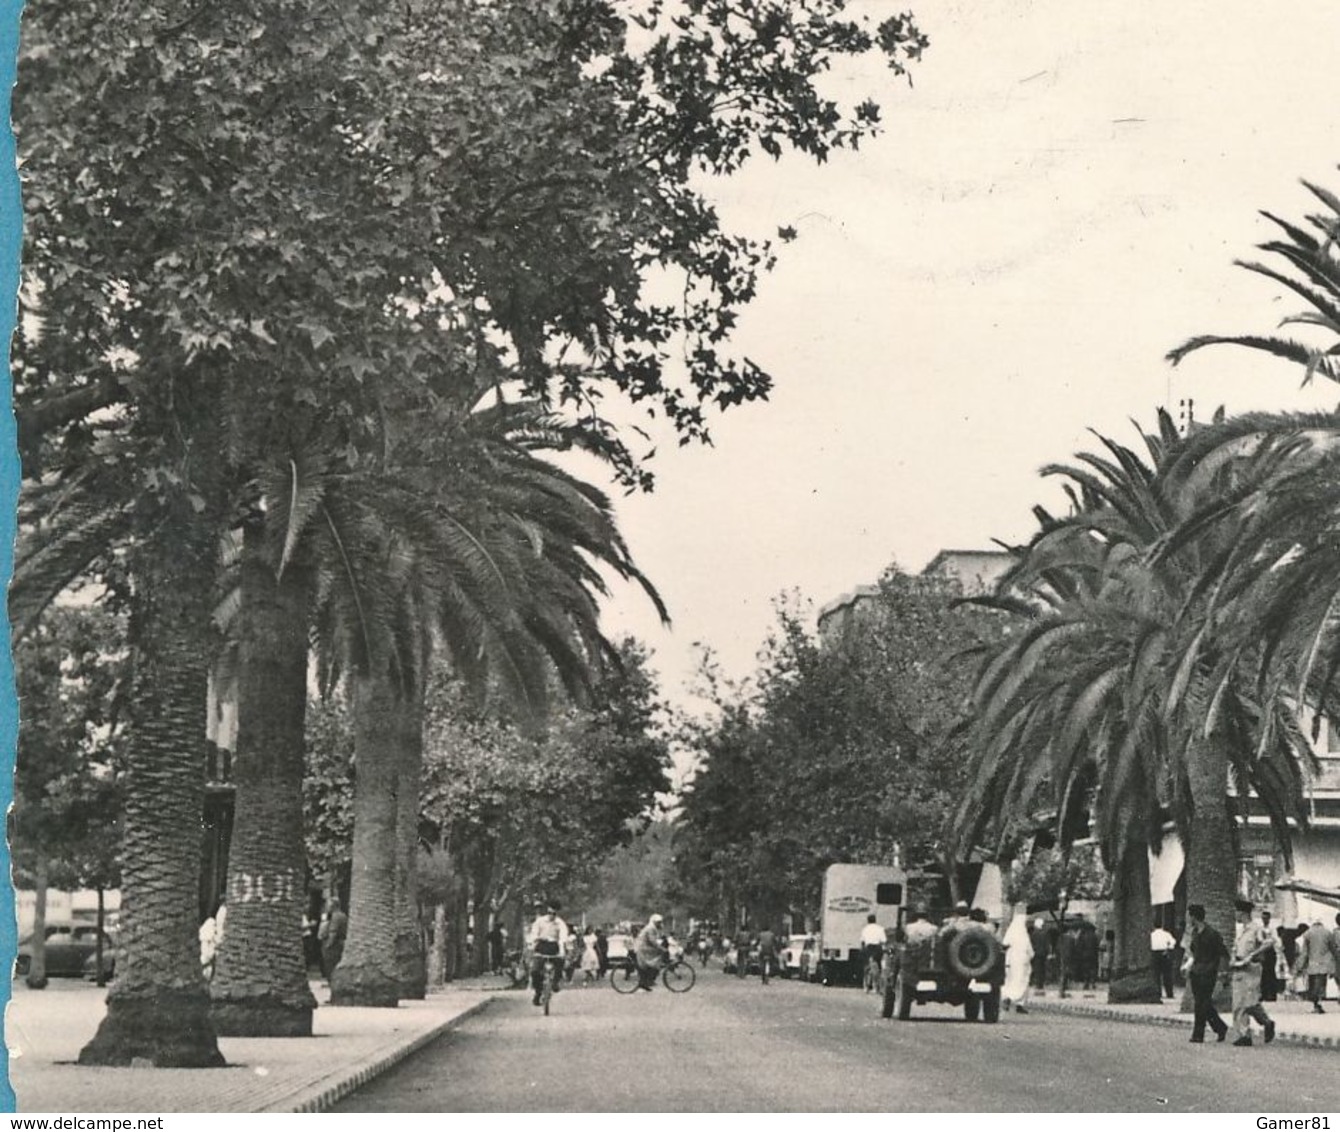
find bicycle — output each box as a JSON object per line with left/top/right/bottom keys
{"left": 610, "top": 955, "right": 697, "bottom": 994}
{"left": 535, "top": 954, "right": 563, "bottom": 1016}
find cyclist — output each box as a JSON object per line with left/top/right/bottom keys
{"left": 859, "top": 913, "right": 886, "bottom": 990}
{"left": 526, "top": 900, "right": 571, "bottom": 1006}
{"left": 634, "top": 913, "right": 669, "bottom": 991}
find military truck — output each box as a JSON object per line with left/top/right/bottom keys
{"left": 880, "top": 918, "right": 1005, "bottom": 1022}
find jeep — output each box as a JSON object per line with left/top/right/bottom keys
{"left": 880, "top": 922, "right": 1005, "bottom": 1023}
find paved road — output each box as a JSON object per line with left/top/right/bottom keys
{"left": 335, "top": 968, "right": 1340, "bottom": 1112}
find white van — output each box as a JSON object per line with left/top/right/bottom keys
{"left": 817, "top": 863, "right": 907, "bottom": 985}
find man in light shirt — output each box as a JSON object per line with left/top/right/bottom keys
{"left": 859, "top": 914, "right": 887, "bottom": 986}
{"left": 1150, "top": 923, "right": 1178, "bottom": 999}
{"left": 526, "top": 900, "right": 571, "bottom": 1006}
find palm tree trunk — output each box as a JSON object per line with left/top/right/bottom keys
{"left": 1107, "top": 838, "right": 1161, "bottom": 1003}
{"left": 1185, "top": 732, "right": 1237, "bottom": 1009}
{"left": 26, "top": 857, "right": 49, "bottom": 989}
{"left": 330, "top": 666, "right": 402, "bottom": 1007}
{"left": 79, "top": 526, "right": 226, "bottom": 1067}
{"left": 209, "top": 519, "right": 317, "bottom": 1035}
{"left": 394, "top": 676, "right": 427, "bottom": 1000}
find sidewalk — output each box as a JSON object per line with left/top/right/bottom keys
{"left": 7, "top": 977, "right": 509, "bottom": 1113}
{"left": 1022, "top": 987, "right": 1340, "bottom": 1049}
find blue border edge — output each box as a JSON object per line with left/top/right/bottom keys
{"left": 1, "top": 0, "right": 22, "bottom": 1114}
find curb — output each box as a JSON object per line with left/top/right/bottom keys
{"left": 1025, "top": 999, "right": 1340, "bottom": 1051}
{"left": 277, "top": 997, "right": 494, "bottom": 1113}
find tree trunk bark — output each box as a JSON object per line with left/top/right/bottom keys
{"left": 95, "top": 885, "right": 108, "bottom": 988}
{"left": 428, "top": 904, "right": 449, "bottom": 987}
{"left": 26, "top": 857, "right": 49, "bottom": 989}
{"left": 330, "top": 666, "right": 402, "bottom": 1007}
{"left": 79, "top": 522, "right": 226, "bottom": 1067}
{"left": 1107, "top": 838, "right": 1161, "bottom": 1004}
{"left": 209, "top": 519, "right": 317, "bottom": 1035}
{"left": 1185, "top": 731, "right": 1237, "bottom": 1010}
{"left": 394, "top": 676, "right": 427, "bottom": 1000}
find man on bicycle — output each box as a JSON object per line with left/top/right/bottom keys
{"left": 860, "top": 913, "right": 887, "bottom": 983}
{"left": 634, "top": 913, "right": 669, "bottom": 991}
{"left": 526, "top": 900, "right": 571, "bottom": 1006}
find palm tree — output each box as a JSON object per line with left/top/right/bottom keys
{"left": 315, "top": 396, "right": 667, "bottom": 1006}
{"left": 1168, "top": 176, "right": 1340, "bottom": 385}
{"left": 956, "top": 413, "right": 1323, "bottom": 999}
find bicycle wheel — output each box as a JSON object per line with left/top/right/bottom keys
{"left": 610, "top": 961, "right": 640, "bottom": 994}
{"left": 662, "top": 959, "right": 696, "bottom": 993}
{"left": 543, "top": 966, "right": 554, "bottom": 1015}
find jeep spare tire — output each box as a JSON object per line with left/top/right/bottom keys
{"left": 946, "top": 925, "right": 1001, "bottom": 979}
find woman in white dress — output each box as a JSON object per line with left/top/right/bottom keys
{"left": 1001, "top": 909, "right": 1034, "bottom": 1013}
{"left": 580, "top": 928, "right": 601, "bottom": 984}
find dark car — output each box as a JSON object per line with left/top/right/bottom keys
{"left": 15, "top": 921, "right": 116, "bottom": 979}
{"left": 880, "top": 922, "right": 1005, "bottom": 1023}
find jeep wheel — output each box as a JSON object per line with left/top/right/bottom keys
{"left": 947, "top": 926, "right": 1002, "bottom": 980}
{"left": 983, "top": 986, "right": 1002, "bottom": 1024}
{"left": 963, "top": 995, "right": 980, "bottom": 1022}
{"left": 897, "top": 978, "right": 913, "bottom": 1020}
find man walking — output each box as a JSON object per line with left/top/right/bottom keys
{"left": 756, "top": 926, "right": 778, "bottom": 985}
{"left": 1230, "top": 898, "right": 1276, "bottom": 1047}
{"left": 734, "top": 925, "right": 752, "bottom": 979}
{"left": 1150, "top": 921, "right": 1178, "bottom": 1000}
{"left": 1185, "top": 904, "right": 1229, "bottom": 1043}
{"left": 1295, "top": 917, "right": 1334, "bottom": 1014}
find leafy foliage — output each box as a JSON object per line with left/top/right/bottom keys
{"left": 12, "top": 604, "right": 128, "bottom": 891}
{"left": 397, "top": 640, "right": 672, "bottom": 914}
{"left": 674, "top": 569, "right": 1010, "bottom": 922}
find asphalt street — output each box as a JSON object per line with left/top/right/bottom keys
{"left": 334, "top": 967, "right": 1340, "bottom": 1112}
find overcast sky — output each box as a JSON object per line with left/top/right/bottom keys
{"left": 595, "top": 0, "right": 1340, "bottom": 718}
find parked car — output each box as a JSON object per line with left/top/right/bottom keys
{"left": 15, "top": 921, "right": 116, "bottom": 979}
{"left": 779, "top": 934, "right": 812, "bottom": 979}
{"left": 82, "top": 947, "right": 116, "bottom": 982}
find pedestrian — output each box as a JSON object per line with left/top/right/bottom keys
{"left": 1076, "top": 921, "right": 1099, "bottom": 990}
{"left": 580, "top": 926, "right": 600, "bottom": 985}
{"left": 319, "top": 896, "right": 348, "bottom": 981}
{"left": 1259, "top": 909, "right": 1279, "bottom": 1002}
{"left": 1294, "top": 917, "right": 1334, "bottom": 1014}
{"left": 1184, "top": 903, "right": 1229, "bottom": 1044}
{"left": 1056, "top": 924, "right": 1076, "bottom": 998}
{"left": 734, "top": 925, "right": 751, "bottom": 979}
{"left": 1029, "top": 918, "right": 1050, "bottom": 991}
{"left": 199, "top": 902, "right": 221, "bottom": 981}
{"left": 757, "top": 926, "right": 778, "bottom": 984}
{"left": 487, "top": 921, "right": 505, "bottom": 975}
{"left": 1150, "top": 922, "right": 1177, "bottom": 999}
{"left": 1098, "top": 929, "right": 1114, "bottom": 982}
{"left": 1230, "top": 897, "right": 1276, "bottom": 1047}
{"left": 1001, "top": 909, "right": 1033, "bottom": 1014}
{"left": 595, "top": 926, "right": 610, "bottom": 976}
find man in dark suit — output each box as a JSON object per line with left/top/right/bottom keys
{"left": 1186, "top": 903, "right": 1229, "bottom": 1044}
